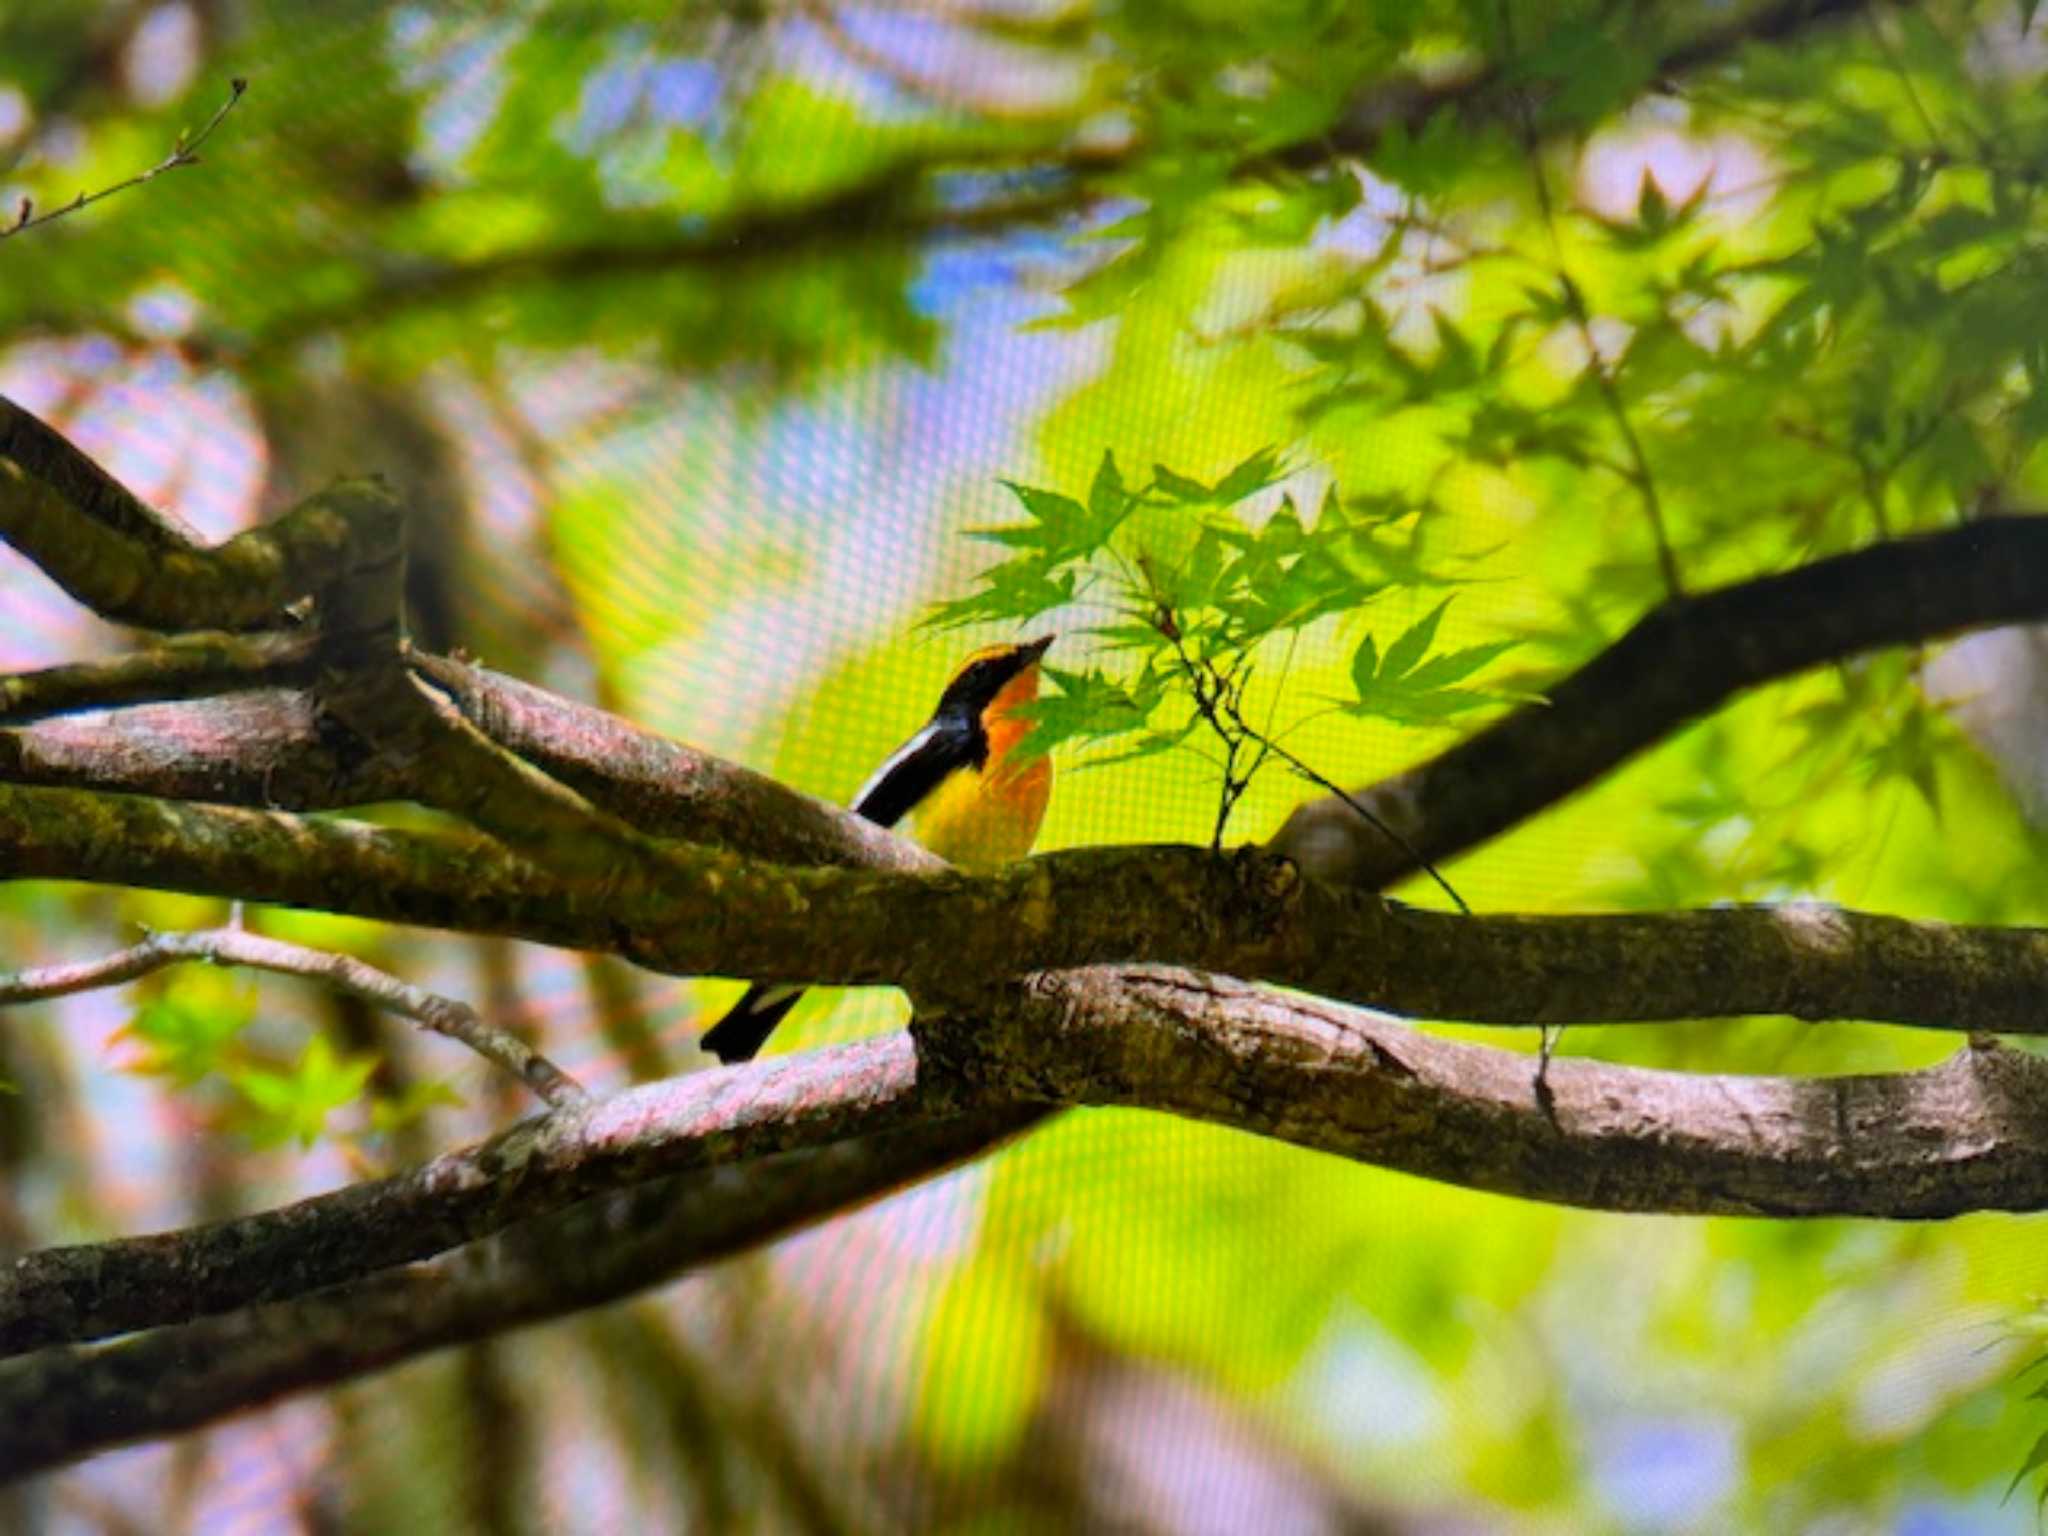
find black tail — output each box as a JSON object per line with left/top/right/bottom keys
{"left": 700, "top": 982, "right": 805, "bottom": 1064}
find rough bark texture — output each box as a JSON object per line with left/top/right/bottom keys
{"left": 18, "top": 967, "right": 2048, "bottom": 1474}
{"left": 0, "top": 1035, "right": 936, "bottom": 1356}
{"left": 0, "top": 1105, "right": 1042, "bottom": 1480}
{"left": 7, "top": 780, "right": 2048, "bottom": 1038}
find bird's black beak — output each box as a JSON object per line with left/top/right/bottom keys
{"left": 1017, "top": 634, "right": 1054, "bottom": 664}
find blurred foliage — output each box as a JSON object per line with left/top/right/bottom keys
{"left": 8, "top": 0, "right": 2048, "bottom": 1530}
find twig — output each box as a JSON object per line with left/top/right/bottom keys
{"left": 1, "top": 78, "right": 247, "bottom": 242}
{"left": 1498, "top": 0, "right": 1682, "bottom": 599}
{"left": 1224, "top": 692, "right": 1472, "bottom": 916}
{"left": 0, "top": 925, "right": 587, "bottom": 1109}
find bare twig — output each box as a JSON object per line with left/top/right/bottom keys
{"left": 0, "top": 925, "right": 586, "bottom": 1109}
{"left": 1498, "top": 0, "right": 1681, "bottom": 598}
{"left": 1220, "top": 685, "right": 1472, "bottom": 915}
{"left": 1, "top": 78, "right": 247, "bottom": 242}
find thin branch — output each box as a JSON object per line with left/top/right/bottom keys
{"left": 1502, "top": 0, "right": 1682, "bottom": 598}
{"left": 0, "top": 78, "right": 246, "bottom": 242}
{"left": 0, "top": 631, "right": 319, "bottom": 726}
{"left": 1219, "top": 682, "right": 1471, "bottom": 915}
{"left": 0, "top": 926, "right": 586, "bottom": 1109}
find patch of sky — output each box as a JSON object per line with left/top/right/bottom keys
{"left": 1585, "top": 1414, "right": 1740, "bottom": 1532}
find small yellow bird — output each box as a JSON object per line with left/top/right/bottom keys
{"left": 701, "top": 635, "right": 1055, "bottom": 1063}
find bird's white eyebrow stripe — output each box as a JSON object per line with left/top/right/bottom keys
{"left": 852, "top": 722, "right": 941, "bottom": 813}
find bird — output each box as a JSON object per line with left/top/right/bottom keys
{"left": 700, "top": 634, "right": 1056, "bottom": 1064}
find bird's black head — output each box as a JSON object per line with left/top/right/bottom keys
{"left": 935, "top": 634, "right": 1054, "bottom": 720}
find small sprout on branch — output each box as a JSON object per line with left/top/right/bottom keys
{"left": 1, "top": 77, "right": 248, "bottom": 242}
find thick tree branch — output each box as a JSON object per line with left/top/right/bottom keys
{"left": 12, "top": 962, "right": 2048, "bottom": 1474}
{"left": 0, "top": 461, "right": 401, "bottom": 633}
{"left": 410, "top": 654, "right": 937, "bottom": 872}
{"left": 0, "top": 393, "right": 205, "bottom": 554}
{"left": 0, "top": 926, "right": 585, "bottom": 1109}
{"left": 0, "top": 1104, "right": 1042, "bottom": 1480}
{"left": 15, "top": 519, "right": 2048, "bottom": 911}
{"left": 15, "top": 896, "right": 2048, "bottom": 1360}
{"left": 7, "top": 776, "right": 2048, "bottom": 1040}
{"left": 923, "top": 968, "right": 2048, "bottom": 1220}
{"left": 1272, "top": 516, "right": 2048, "bottom": 885}
{"left": 1, "top": 400, "right": 702, "bottom": 891}
{"left": 0, "top": 660, "right": 929, "bottom": 870}
{"left": 0, "top": 690, "right": 417, "bottom": 808}
{"left": 0, "top": 1035, "right": 936, "bottom": 1356}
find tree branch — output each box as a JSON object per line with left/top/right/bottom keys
{"left": 14, "top": 518, "right": 2046, "bottom": 910}
{"left": 0, "top": 460, "right": 399, "bottom": 633}
{"left": 14, "top": 902, "right": 2048, "bottom": 1362}
{"left": 0, "top": 1103, "right": 1042, "bottom": 1480}
{"left": 0, "top": 632, "right": 319, "bottom": 726}
{"left": 13, "top": 960, "right": 2048, "bottom": 1474}
{"left": 8, "top": 775, "right": 2048, "bottom": 1040}
{"left": 1271, "top": 515, "right": 2048, "bottom": 885}
{"left": 0, "top": 1034, "right": 937, "bottom": 1356}
{"left": 0, "top": 925, "right": 586, "bottom": 1109}
{"left": 1, "top": 78, "right": 246, "bottom": 241}
{"left": 410, "top": 654, "right": 938, "bottom": 872}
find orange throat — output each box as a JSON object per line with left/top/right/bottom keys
{"left": 913, "top": 660, "right": 1053, "bottom": 870}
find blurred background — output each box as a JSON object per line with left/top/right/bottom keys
{"left": 6, "top": 0, "right": 2048, "bottom": 1530}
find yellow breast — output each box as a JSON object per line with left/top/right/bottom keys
{"left": 913, "top": 752, "right": 1053, "bottom": 870}
{"left": 912, "top": 660, "right": 1052, "bottom": 870}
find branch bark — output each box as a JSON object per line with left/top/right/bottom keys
{"left": 0, "top": 632, "right": 319, "bottom": 726}
{"left": 0, "top": 1104, "right": 1041, "bottom": 1481}
{"left": 8, "top": 776, "right": 2048, "bottom": 1040}
{"left": 0, "top": 1034, "right": 936, "bottom": 1358}
{"left": 13, "top": 964, "right": 2048, "bottom": 1476}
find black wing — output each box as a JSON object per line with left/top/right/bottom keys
{"left": 849, "top": 717, "right": 981, "bottom": 826}
{"left": 701, "top": 982, "right": 803, "bottom": 1064}
{"left": 701, "top": 717, "right": 978, "bottom": 1063}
